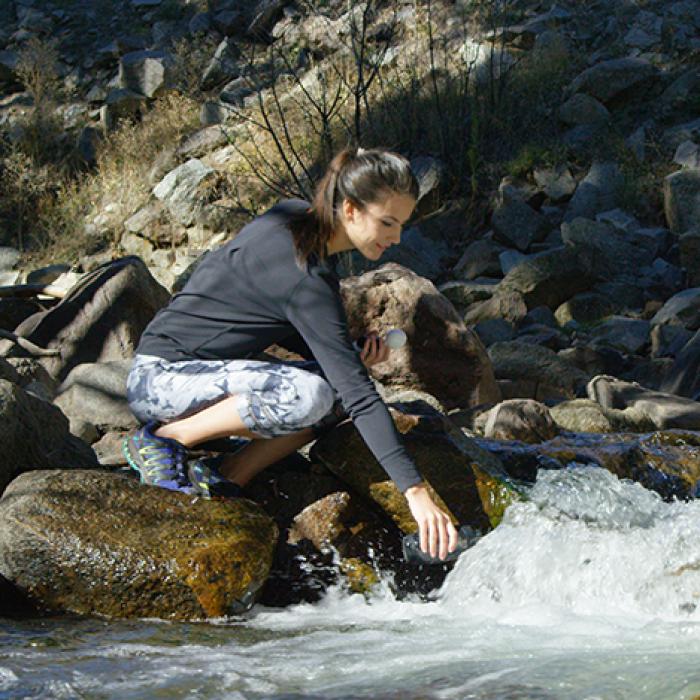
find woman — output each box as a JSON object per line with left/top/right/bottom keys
{"left": 124, "top": 146, "right": 457, "bottom": 560}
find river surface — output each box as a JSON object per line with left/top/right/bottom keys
{"left": 2, "top": 466, "right": 700, "bottom": 700}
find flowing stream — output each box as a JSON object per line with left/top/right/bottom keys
{"left": 3, "top": 466, "right": 700, "bottom": 699}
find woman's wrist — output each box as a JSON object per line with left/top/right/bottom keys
{"left": 404, "top": 482, "right": 427, "bottom": 498}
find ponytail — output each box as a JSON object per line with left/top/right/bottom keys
{"left": 290, "top": 146, "right": 418, "bottom": 265}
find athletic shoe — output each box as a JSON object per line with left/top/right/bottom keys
{"left": 188, "top": 455, "right": 244, "bottom": 499}
{"left": 122, "top": 422, "right": 196, "bottom": 494}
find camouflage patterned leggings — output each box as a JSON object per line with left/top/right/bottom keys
{"left": 126, "top": 354, "right": 337, "bottom": 438}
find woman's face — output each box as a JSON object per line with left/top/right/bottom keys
{"left": 340, "top": 192, "right": 416, "bottom": 261}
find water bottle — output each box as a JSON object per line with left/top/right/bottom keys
{"left": 402, "top": 525, "right": 481, "bottom": 565}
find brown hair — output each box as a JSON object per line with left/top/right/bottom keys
{"left": 291, "top": 147, "right": 419, "bottom": 264}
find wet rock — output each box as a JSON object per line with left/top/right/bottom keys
{"left": 0, "top": 470, "right": 276, "bottom": 619}
{"left": 499, "top": 246, "right": 595, "bottom": 311}
{"left": 488, "top": 341, "right": 588, "bottom": 401}
{"left": 588, "top": 375, "right": 700, "bottom": 431}
{"left": 340, "top": 264, "right": 500, "bottom": 409}
{"left": 483, "top": 399, "right": 559, "bottom": 444}
{"left": 549, "top": 398, "right": 616, "bottom": 433}
{"left": 53, "top": 360, "right": 136, "bottom": 432}
{"left": 1, "top": 257, "right": 169, "bottom": 383}
{"left": 0, "top": 379, "right": 98, "bottom": 496}
{"left": 651, "top": 288, "right": 700, "bottom": 330}
{"left": 568, "top": 57, "right": 656, "bottom": 105}
{"left": 311, "top": 408, "right": 518, "bottom": 534}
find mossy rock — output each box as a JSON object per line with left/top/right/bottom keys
{"left": 310, "top": 410, "right": 520, "bottom": 534}
{"left": 0, "top": 470, "right": 277, "bottom": 620}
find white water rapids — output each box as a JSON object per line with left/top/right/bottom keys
{"left": 3, "top": 465, "right": 700, "bottom": 699}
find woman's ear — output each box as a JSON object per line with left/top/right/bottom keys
{"left": 342, "top": 198, "right": 357, "bottom": 223}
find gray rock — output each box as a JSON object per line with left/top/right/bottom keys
{"left": 554, "top": 291, "right": 621, "bottom": 326}
{"left": 499, "top": 249, "right": 526, "bottom": 275}
{"left": 437, "top": 280, "right": 498, "bottom": 309}
{"left": 3, "top": 258, "right": 169, "bottom": 383}
{"left": 660, "top": 68, "right": 700, "bottom": 113}
{"left": 124, "top": 201, "right": 164, "bottom": 234}
{"left": 153, "top": 159, "right": 216, "bottom": 227}
{"left": 661, "top": 118, "right": 700, "bottom": 151}
{"left": 626, "top": 125, "right": 646, "bottom": 163}
{"left": 0, "top": 51, "right": 19, "bottom": 86}
{"left": 220, "top": 77, "right": 253, "bottom": 107}
{"left": 177, "top": 125, "right": 230, "bottom": 158}
{"left": 464, "top": 291, "right": 527, "bottom": 326}
{"left": 474, "top": 318, "right": 514, "bottom": 347}
{"left": 650, "top": 288, "right": 700, "bottom": 330}
{"left": 565, "top": 162, "right": 622, "bottom": 222}
{"left": 549, "top": 398, "right": 616, "bottom": 433}
{"left": 533, "top": 166, "right": 577, "bottom": 202}
{"left": 26, "top": 264, "right": 71, "bottom": 286}
{"left": 558, "top": 93, "right": 610, "bottom": 126}
{"left": 120, "top": 232, "right": 154, "bottom": 260}
{"left": 568, "top": 57, "right": 656, "bottom": 105}
{"left": 673, "top": 140, "right": 700, "bottom": 169}
{"left": 201, "top": 38, "right": 241, "bottom": 91}
{"left": 189, "top": 12, "right": 212, "bottom": 35}
{"left": 624, "top": 26, "right": 658, "bottom": 49}
{"left": 515, "top": 323, "right": 569, "bottom": 351}
{"left": 650, "top": 324, "right": 694, "bottom": 358}
{"left": 595, "top": 208, "right": 638, "bottom": 232}
{"left": 54, "top": 360, "right": 137, "bottom": 431}
{"left": 664, "top": 168, "right": 700, "bottom": 234}
{"left": 483, "top": 399, "right": 559, "bottom": 444}
{"left": 660, "top": 329, "right": 700, "bottom": 399}
{"left": 453, "top": 239, "right": 505, "bottom": 280}
{"left": 561, "top": 218, "right": 655, "bottom": 281}
{"left": 588, "top": 375, "right": 700, "bottom": 430}
{"left": 101, "top": 88, "right": 146, "bottom": 130}
{"left": 411, "top": 156, "right": 444, "bottom": 217}
{"left": 0, "top": 380, "right": 98, "bottom": 495}
{"left": 499, "top": 246, "right": 596, "bottom": 310}
{"left": 118, "top": 50, "right": 174, "bottom": 99}
{"left": 680, "top": 228, "right": 700, "bottom": 286}
{"left": 488, "top": 340, "right": 588, "bottom": 400}
{"left": 247, "top": 0, "right": 285, "bottom": 37}
{"left": 492, "top": 200, "right": 549, "bottom": 252}
{"left": 588, "top": 316, "right": 651, "bottom": 355}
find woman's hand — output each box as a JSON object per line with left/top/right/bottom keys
{"left": 404, "top": 484, "right": 459, "bottom": 560}
{"left": 360, "top": 334, "right": 390, "bottom": 368}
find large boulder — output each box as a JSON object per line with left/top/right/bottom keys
{"left": 0, "top": 257, "right": 169, "bottom": 382}
{"left": 53, "top": 360, "right": 137, "bottom": 432}
{"left": 463, "top": 290, "right": 527, "bottom": 325}
{"left": 488, "top": 341, "right": 588, "bottom": 400}
{"left": 651, "top": 288, "right": 700, "bottom": 330}
{"left": 499, "top": 246, "right": 596, "bottom": 310}
{"left": 491, "top": 199, "right": 549, "bottom": 251}
{"left": 588, "top": 375, "right": 700, "bottom": 431}
{"left": 664, "top": 169, "right": 700, "bottom": 235}
{"left": 153, "top": 159, "right": 218, "bottom": 227}
{"left": 340, "top": 264, "right": 500, "bottom": 409}
{"left": 567, "top": 57, "right": 656, "bottom": 105}
{"left": 561, "top": 218, "right": 656, "bottom": 281}
{"left": 564, "top": 162, "right": 622, "bottom": 222}
{"left": 0, "top": 470, "right": 277, "bottom": 619}
{"left": 311, "top": 408, "right": 519, "bottom": 533}
{"left": 0, "top": 380, "right": 97, "bottom": 496}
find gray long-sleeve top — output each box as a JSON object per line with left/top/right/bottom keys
{"left": 136, "top": 199, "right": 423, "bottom": 493}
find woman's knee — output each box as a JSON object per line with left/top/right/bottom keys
{"left": 295, "top": 374, "right": 335, "bottom": 426}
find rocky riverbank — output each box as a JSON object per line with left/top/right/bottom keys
{"left": 1, "top": 0, "right": 700, "bottom": 620}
